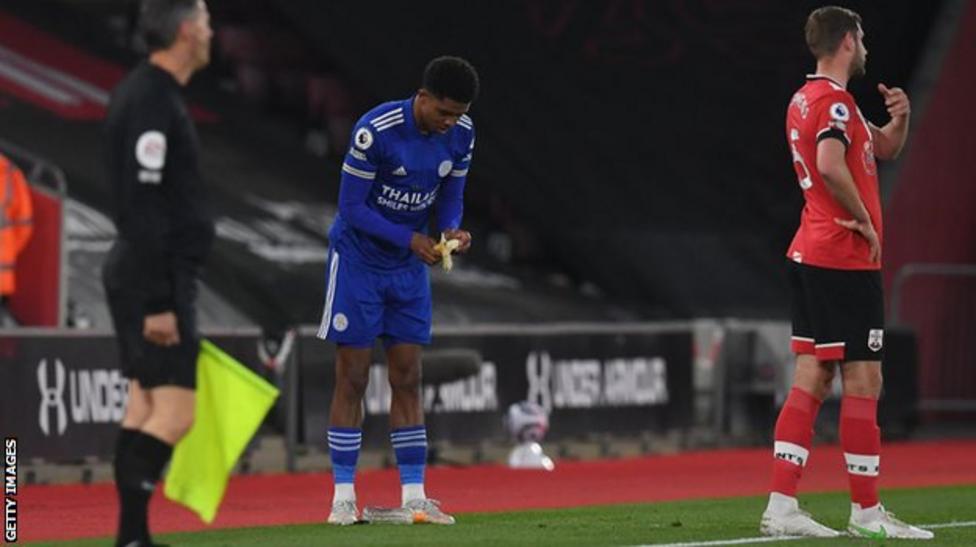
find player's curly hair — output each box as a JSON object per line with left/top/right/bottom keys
{"left": 139, "top": 0, "right": 200, "bottom": 53}
{"left": 422, "top": 56, "right": 480, "bottom": 104}
{"left": 806, "top": 6, "right": 862, "bottom": 59}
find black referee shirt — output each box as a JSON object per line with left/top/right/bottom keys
{"left": 103, "top": 61, "right": 214, "bottom": 314}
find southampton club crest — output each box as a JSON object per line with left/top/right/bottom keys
{"left": 868, "top": 329, "right": 884, "bottom": 352}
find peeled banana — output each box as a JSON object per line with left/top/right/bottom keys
{"left": 433, "top": 234, "right": 461, "bottom": 271}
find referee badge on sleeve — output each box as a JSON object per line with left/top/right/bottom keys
{"left": 136, "top": 130, "right": 167, "bottom": 169}
{"left": 868, "top": 329, "right": 884, "bottom": 352}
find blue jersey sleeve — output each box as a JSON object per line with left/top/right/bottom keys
{"left": 338, "top": 123, "right": 414, "bottom": 248}
{"left": 437, "top": 117, "right": 475, "bottom": 232}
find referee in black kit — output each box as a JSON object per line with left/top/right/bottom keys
{"left": 102, "top": 1, "right": 214, "bottom": 545}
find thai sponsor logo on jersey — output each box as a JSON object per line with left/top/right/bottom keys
{"left": 376, "top": 184, "right": 438, "bottom": 212}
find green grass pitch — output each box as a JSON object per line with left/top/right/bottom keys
{"left": 32, "top": 484, "right": 975, "bottom": 546}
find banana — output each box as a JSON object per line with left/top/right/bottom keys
{"left": 433, "top": 234, "right": 461, "bottom": 271}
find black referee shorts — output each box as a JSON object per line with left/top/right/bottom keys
{"left": 102, "top": 249, "right": 199, "bottom": 389}
{"left": 105, "top": 289, "right": 199, "bottom": 389}
{"left": 787, "top": 260, "right": 885, "bottom": 363}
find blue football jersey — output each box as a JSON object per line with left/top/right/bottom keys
{"left": 328, "top": 97, "right": 475, "bottom": 270}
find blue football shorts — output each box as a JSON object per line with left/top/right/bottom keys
{"left": 316, "top": 249, "right": 432, "bottom": 348}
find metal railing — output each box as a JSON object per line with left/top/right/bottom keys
{"left": 891, "top": 263, "right": 976, "bottom": 412}
{"left": 0, "top": 138, "right": 69, "bottom": 196}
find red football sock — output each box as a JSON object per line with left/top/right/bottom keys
{"left": 770, "top": 387, "right": 822, "bottom": 497}
{"left": 840, "top": 395, "right": 880, "bottom": 508}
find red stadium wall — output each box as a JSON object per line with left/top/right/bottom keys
{"left": 883, "top": 2, "right": 976, "bottom": 407}
{"left": 9, "top": 184, "right": 62, "bottom": 326}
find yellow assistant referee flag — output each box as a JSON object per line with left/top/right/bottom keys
{"left": 164, "top": 339, "right": 279, "bottom": 523}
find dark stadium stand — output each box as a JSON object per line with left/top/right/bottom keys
{"left": 883, "top": 0, "right": 976, "bottom": 413}
{"left": 2, "top": 7, "right": 975, "bottom": 543}
{"left": 269, "top": 0, "right": 945, "bottom": 318}
{"left": 0, "top": 0, "right": 636, "bottom": 331}
{"left": 0, "top": 0, "right": 949, "bottom": 328}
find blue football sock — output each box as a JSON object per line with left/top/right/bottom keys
{"left": 391, "top": 425, "right": 427, "bottom": 493}
{"left": 328, "top": 427, "right": 362, "bottom": 500}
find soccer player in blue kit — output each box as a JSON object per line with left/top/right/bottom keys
{"left": 318, "top": 56, "right": 478, "bottom": 526}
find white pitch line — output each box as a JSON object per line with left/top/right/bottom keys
{"left": 632, "top": 520, "right": 976, "bottom": 547}
{"left": 922, "top": 520, "right": 976, "bottom": 529}
{"left": 633, "top": 537, "right": 803, "bottom": 547}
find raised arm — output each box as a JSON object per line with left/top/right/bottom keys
{"left": 869, "top": 83, "right": 910, "bottom": 160}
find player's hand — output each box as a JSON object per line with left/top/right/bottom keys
{"left": 410, "top": 232, "right": 440, "bottom": 265}
{"left": 835, "top": 218, "right": 881, "bottom": 264}
{"left": 144, "top": 311, "right": 180, "bottom": 347}
{"left": 878, "top": 83, "right": 910, "bottom": 119}
{"left": 441, "top": 229, "right": 472, "bottom": 253}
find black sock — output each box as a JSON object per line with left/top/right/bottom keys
{"left": 113, "top": 428, "right": 140, "bottom": 546}
{"left": 113, "top": 428, "right": 139, "bottom": 483}
{"left": 115, "top": 432, "right": 173, "bottom": 547}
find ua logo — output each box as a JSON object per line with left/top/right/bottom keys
{"left": 525, "top": 351, "right": 552, "bottom": 413}
{"left": 37, "top": 359, "right": 68, "bottom": 436}
{"left": 868, "top": 329, "right": 884, "bottom": 352}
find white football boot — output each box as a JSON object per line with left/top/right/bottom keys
{"left": 404, "top": 498, "right": 456, "bottom": 525}
{"left": 760, "top": 493, "right": 840, "bottom": 538}
{"left": 327, "top": 499, "right": 359, "bottom": 526}
{"left": 848, "top": 503, "right": 934, "bottom": 540}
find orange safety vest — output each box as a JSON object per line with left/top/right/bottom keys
{"left": 1, "top": 154, "right": 34, "bottom": 295}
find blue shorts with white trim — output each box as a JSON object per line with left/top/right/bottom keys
{"left": 317, "top": 249, "right": 432, "bottom": 347}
